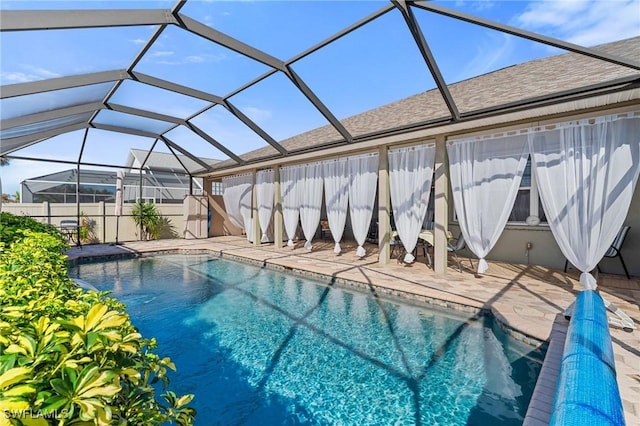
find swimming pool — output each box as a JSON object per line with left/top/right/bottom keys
{"left": 69, "top": 254, "right": 543, "bottom": 425}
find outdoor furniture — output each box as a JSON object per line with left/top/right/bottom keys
{"left": 563, "top": 226, "right": 631, "bottom": 279}
{"left": 390, "top": 234, "right": 404, "bottom": 258}
{"left": 448, "top": 234, "right": 470, "bottom": 273}
{"left": 320, "top": 220, "right": 331, "bottom": 240}
{"left": 389, "top": 229, "right": 453, "bottom": 267}
{"left": 366, "top": 221, "right": 378, "bottom": 244}
{"left": 59, "top": 219, "right": 80, "bottom": 246}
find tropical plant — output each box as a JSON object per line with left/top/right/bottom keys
{"left": 12, "top": 192, "right": 19, "bottom": 203}
{"left": 79, "top": 212, "right": 99, "bottom": 244}
{"left": 0, "top": 212, "right": 65, "bottom": 246}
{"left": 130, "top": 201, "right": 159, "bottom": 241}
{"left": 129, "top": 202, "right": 177, "bottom": 240}
{"left": 152, "top": 216, "right": 178, "bottom": 240}
{"left": 0, "top": 230, "right": 196, "bottom": 424}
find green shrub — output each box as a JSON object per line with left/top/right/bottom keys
{"left": 130, "top": 202, "right": 159, "bottom": 241}
{"left": 0, "top": 231, "right": 195, "bottom": 425}
{"left": 130, "top": 202, "right": 177, "bottom": 241}
{"left": 79, "top": 212, "right": 99, "bottom": 245}
{"left": 0, "top": 212, "right": 65, "bottom": 247}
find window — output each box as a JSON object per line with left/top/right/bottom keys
{"left": 211, "top": 181, "right": 224, "bottom": 196}
{"left": 508, "top": 157, "right": 547, "bottom": 224}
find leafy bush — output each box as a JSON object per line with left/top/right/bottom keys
{"left": 130, "top": 202, "right": 177, "bottom": 240}
{"left": 130, "top": 202, "right": 159, "bottom": 241}
{"left": 153, "top": 216, "right": 178, "bottom": 240}
{"left": 79, "top": 213, "right": 99, "bottom": 244}
{"left": 0, "top": 212, "right": 65, "bottom": 246}
{"left": 0, "top": 231, "right": 195, "bottom": 425}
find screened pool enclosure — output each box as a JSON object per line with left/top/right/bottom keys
{"left": 0, "top": 0, "right": 638, "bottom": 278}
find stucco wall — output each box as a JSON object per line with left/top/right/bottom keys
{"left": 1, "top": 202, "right": 185, "bottom": 243}
{"left": 449, "top": 181, "right": 640, "bottom": 277}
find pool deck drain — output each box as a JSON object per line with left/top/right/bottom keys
{"left": 67, "top": 237, "right": 640, "bottom": 425}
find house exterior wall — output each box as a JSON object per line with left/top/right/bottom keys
{"left": 183, "top": 195, "right": 208, "bottom": 239}
{"left": 447, "top": 164, "right": 640, "bottom": 277}
{"left": 206, "top": 105, "right": 639, "bottom": 277}
{"left": 205, "top": 191, "right": 243, "bottom": 238}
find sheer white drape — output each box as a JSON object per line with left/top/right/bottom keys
{"left": 448, "top": 133, "right": 529, "bottom": 273}
{"left": 529, "top": 113, "right": 640, "bottom": 289}
{"left": 280, "top": 165, "right": 303, "bottom": 248}
{"left": 389, "top": 144, "right": 436, "bottom": 263}
{"left": 323, "top": 157, "right": 349, "bottom": 254}
{"left": 300, "top": 162, "right": 324, "bottom": 251}
{"left": 348, "top": 153, "right": 379, "bottom": 257}
{"left": 256, "top": 169, "right": 275, "bottom": 243}
{"left": 222, "top": 173, "right": 254, "bottom": 241}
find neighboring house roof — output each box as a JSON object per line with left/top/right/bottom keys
{"left": 126, "top": 148, "right": 220, "bottom": 173}
{"left": 212, "top": 36, "right": 639, "bottom": 169}
{"left": 22, "top": 148, "right": 212, "bottom": 192}
{"left": 22, "top": 168, "right": 194, "bottom": 190}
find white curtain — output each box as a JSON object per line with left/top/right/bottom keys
{"left": 348, "top": 153, "right": 379, "bottom": 257}
{"left": 300, "top": 162, "right": 324, "bottom": 251}
{"left": 222, "top": 173, "right": 254, "bottom": 241}
{"left": 323, "top": 157, "right": 349, "bottom": 254}
{"left": 389, "top": 144, "right": 436, "bottom": 263}
{"left": 256, "top": 169, "right": 275, "bottom": 243}
{"left": 280, "top": 165, "right": 303, "bottom": 248}
{"left": 448, "top": 133, "right": 529, "bottom": 273}
{"left": 529, "top": 112, "right": 640, "bottom": 289}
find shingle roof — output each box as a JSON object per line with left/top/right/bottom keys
{"left": 213, "top": 36, "right": 639, "bottom": 169}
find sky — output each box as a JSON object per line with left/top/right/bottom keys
{"left": 1, "top": 0, "right": 639, "bottom": 196}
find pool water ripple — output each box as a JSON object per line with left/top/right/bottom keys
{"left": 69, "top": 254, "right": 542, "bottom": 425}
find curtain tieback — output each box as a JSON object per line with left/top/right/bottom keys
{"left": 356, "top": 245, "right": 366, "bottom": 257}
{"left": 334, "top": 242, "right": 341, "bottom": 255}
{"left": 580, "top": 272, "right": 598, "bottom": 290}
{"left": 287, "top": 239, "right": 295, "bottom": 249}
{"left": 304, "top": 240, "right": 313, "bottom": 251}
{"left": 477, "top": 258, "right": 489, "bottom": 274}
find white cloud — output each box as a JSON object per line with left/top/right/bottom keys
{"left": 21, "top": 65, "right": 61, "bottom": 80}
{"left": 455, "top": 32, "right": 516, "bottom": 82}
{"left": 185, "top": 55, "right": 205, "bottom": 63}
{"left": 129, "top": 38, "right": 147, "bottom": 45}
{"left": 1, "top": 72, "right": 36, "bottom": 84}
{"left": 0, "top": 65, "right": 61, "bottom": 84}
{"left": 514, "top": 0, "right": 640, "bottom": 46}
{"left": 242, "top": 106, "right": 272, "bottom": 123}
{"left": 152, "top": 50, "right": 175, "bottom": 57}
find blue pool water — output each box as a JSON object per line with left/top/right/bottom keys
{"left": 69, "top": 254, "right": 543, "bottom": 425}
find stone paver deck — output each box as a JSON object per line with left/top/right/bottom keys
{"left": 67, "top": 237, "right": 640, "bottom": 425}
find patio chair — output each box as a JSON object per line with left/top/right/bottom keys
{"left": 448, "top": 234, "right": 471, "bottom": 273}
{"left": 320, "top": 220, "right": 331, "bottom": 240}
{"left": 390, "top": 234, "right": 404, "bottom": 258}
{"left": 564, "top": 226, "right": 631, "bottom": 279}
{"left": 366, "top": 221, "right": 378, "bottom": 244}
